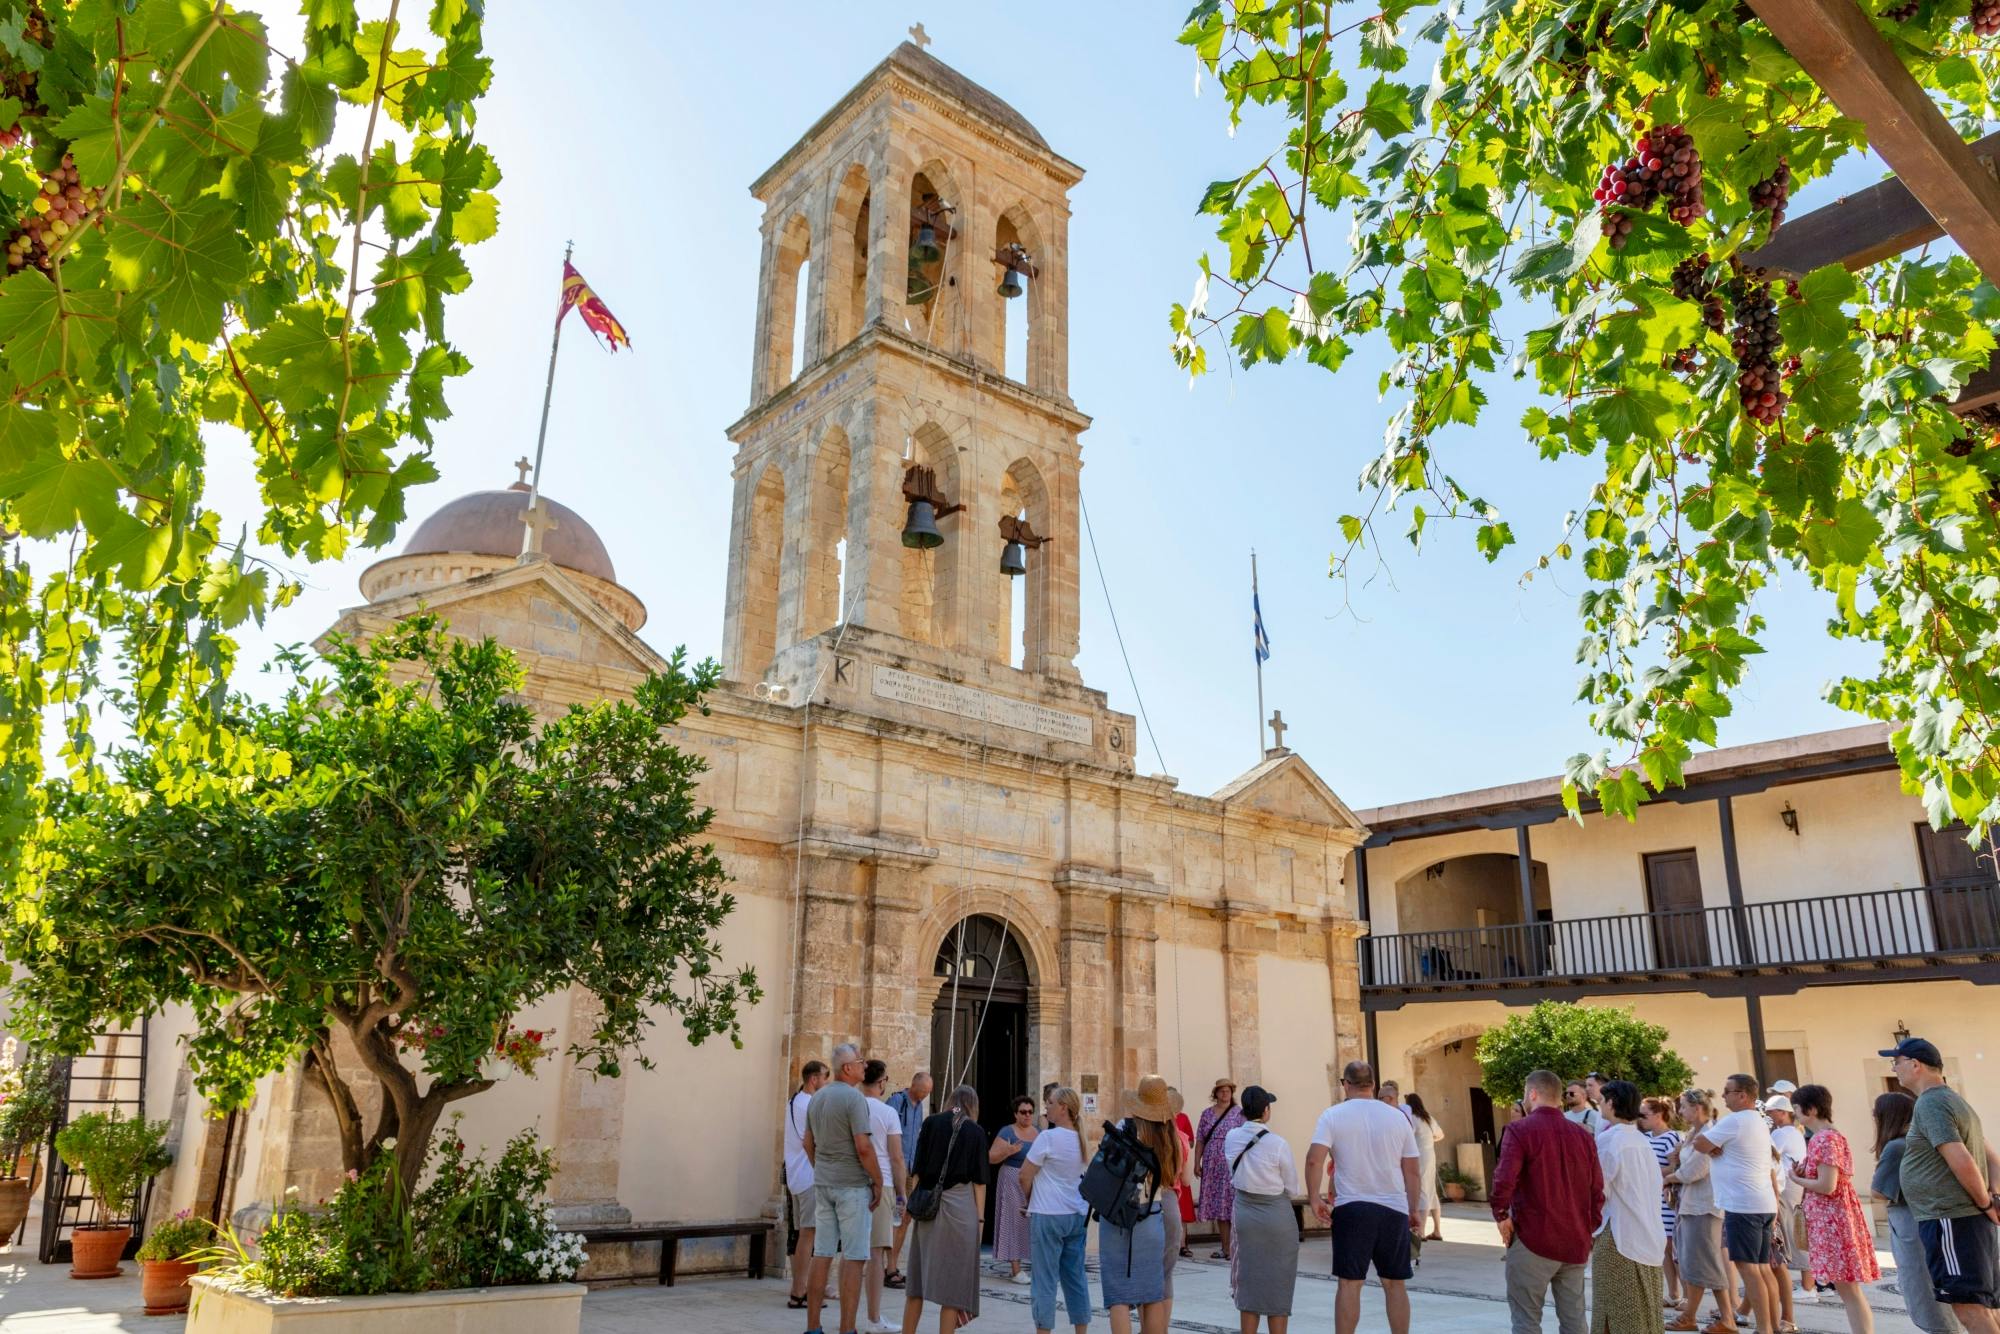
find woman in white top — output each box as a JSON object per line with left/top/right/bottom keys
{"left": 1405, "top": 1091, "right": 1447, "bottom": 1241}
{"left": 1019, "top": 1085, "right": 1090, "bottom": 1334}
{"left": 1224, "top": 1084, "right": 1301, "bottom": 1333}
{"left": 861, "top": 1062, "right": 909, "bottom": 1334}
{"left": 1665, "top": 1089, "right": 1734, "bottom": 1332}
{"left": 1594, "top": 1080, "right": 1669, "bottom": 1334}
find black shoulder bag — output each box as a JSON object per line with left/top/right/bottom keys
{"left": 904, "top": 1118, "right": 964, "bottom": 1223}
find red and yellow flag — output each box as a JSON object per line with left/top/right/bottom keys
{"left": 557, "top": 259, "right": 631, "bottom": 351}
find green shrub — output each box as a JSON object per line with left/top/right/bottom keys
{"left": 0, "top": 1044, "right": 60, "bottom": 1174}
{"left": 136, "top": 1210, "right": 212, "bottom": 1262}
{"left": 1476, "top": 1002, "right": 1695, "bottom": 1102}
{"left": 52, "top": 1111, "right": 172, "bottom": 1223}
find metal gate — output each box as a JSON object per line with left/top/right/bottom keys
{"left": 38, "top": 1021, "right": 155, "bottom": 1265}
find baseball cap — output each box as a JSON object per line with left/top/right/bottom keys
{"left": 1878, "top": 1037, "right": 1944, "bottom": 1069}
{"left": 1241, "top": 1085, "right": 1277, "bottom": 1119}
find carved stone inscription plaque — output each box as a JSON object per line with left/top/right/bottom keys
{"left": 872, "top": 665, "right": 1094, "bottom": 746}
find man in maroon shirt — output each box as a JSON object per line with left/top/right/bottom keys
{"left": 1490, "top": 1068, "right": 1605, "bottom": 1334}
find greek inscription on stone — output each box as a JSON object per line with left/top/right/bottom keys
{"left": 871, "top": 665, "right": 1094, "bottom": 745}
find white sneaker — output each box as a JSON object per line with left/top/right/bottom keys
{"left": 862, "top": 1320, "right": 901, "bottom": 1333}
{"left": 1010, "top": 1269, "right": 1032, "bottom": 1284}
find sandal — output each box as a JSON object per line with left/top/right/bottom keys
{"left": 1699, "top": 1323, "right": 1739, "bottom": 1334}
{"left": 787, "top": 1293, "right": 808, "bottom": 1310}
{"left": 1178, "top": 1246, "right": 1193, "bottom": 1259}
{"left": 883, "top": 1270, "right": 905, "bottom": 1289}
{"left": 1666, "top": 1318, "right": 1700, "bottom": 1332}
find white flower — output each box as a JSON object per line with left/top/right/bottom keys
{"left": 284, "top": 1185, "right": 300, "bottom": 1196}
{"left": 380, "top": 1137, "right": 397, "bottom": 1150}
{"left": 500, "top": 1236, "right": 513, "bottom": 1251}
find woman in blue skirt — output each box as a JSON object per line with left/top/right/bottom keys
{"left": 1100, "top": 1074, "right": 1185, "bottom": 1334}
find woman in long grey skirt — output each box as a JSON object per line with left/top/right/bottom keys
{"left": 1223, "top": 1085, "right": 1302, "bottom": 1334}
{"left": 1101, "top": 1076, "right": 1185, "bottom": 1334}
{"left": 1870, "top": 1091, "right": 1963, "bottom": 1334}
{"left": 903, "top": 1085, "right": 989, "bottom": 1334}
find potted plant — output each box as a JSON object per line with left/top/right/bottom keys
{"left": 1436, "top": 1162, "right": 1472, "bottom": 1203}
{"left": 137, "top": 1209, "right": 210, "bottom": 1313}
{"left": 52, "top": 1110, "right": 172, "bottom": 1278}
{"left": 0, "top": 1041, "right": 59, "bottom": 1245}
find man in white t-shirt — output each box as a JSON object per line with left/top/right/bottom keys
{"left": 783, "top": 1059, "right": 829, "bottom": 1306}
{"left": 1692, "top": 1072, "right": 1781, "bottom": 1333}
{"left": 1306, "top": 1060, "right": 1422, "bottom": 1334}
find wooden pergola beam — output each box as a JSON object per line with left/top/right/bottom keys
{"left": 1745, "top": 0, "right": 2000, "bottom": 286}
{"left": 1743, "top": 131, "right": 2000, "bottom": 276}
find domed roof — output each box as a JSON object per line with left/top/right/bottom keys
{"left": 398, "top": 482, "right": 616, "bottom": 584}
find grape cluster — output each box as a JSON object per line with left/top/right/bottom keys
{"left": 0, "top": 123, "right": 20, "bottom": 150}
{"left": 1671, "top": 252, "right": 1728, "bottom": 333}
{"left": 1879, "top": 0, "right": 1920, "bottom": 19}
{"left": 1974, "top": 0, "right": 2000, "bottom": 34}
{"left": 1728, "top": 268, "right": 1787, "bottom": 425}
{"left": 1749, "top": 158, "right": 1791, "bottom": 227}
{"left": 6, "top": 155, "right": 102, "bottom": 273}
{"left": 1594, "top": 124, "right": 1706, "bottom": 247}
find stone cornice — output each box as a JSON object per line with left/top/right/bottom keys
{"left": 787, "top": 824, "right": 939, "bottom": 869}
{"left": 728, "top": 323, "right": 1090, "bottom": 445}
{"left": 1053, "top": 864, "right": 1163, "bottom": 899}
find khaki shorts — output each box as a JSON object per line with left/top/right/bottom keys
{"left": 871, "top": 1194, "right": 896, "bottom": 1249}
{"left": 791, "top": 1186, "right": 816, "bottom": 1229}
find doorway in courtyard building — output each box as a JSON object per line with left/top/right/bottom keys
{"left": 930, "top": 915, "right": 1030, "bottom": 1244}
{"left": 1409, "top": 1032, "right": 1490, "bottom": 1185}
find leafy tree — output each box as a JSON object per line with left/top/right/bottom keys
{"left": 0, "top": 0, "right": 497, "bottom": 914}
{"left": 3, "top": 617, "right": 761, "bottom": 1191}
{"left": 1173, "top": 1, "right": 2000, "bottom": 834}
{"left": 1475, "top": 1001, "right": 1695, "bottom": 1102}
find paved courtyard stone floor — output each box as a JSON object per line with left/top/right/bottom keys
{"left": 0, "top": 1208, "right": 1932, "bottom": 1332}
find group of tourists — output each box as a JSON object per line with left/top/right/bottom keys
{"left": 779, "top": 1035, "right": 1999, "bottom": 1334}
{"left": 1492, "top": 1036, "right": 2000, "bottom": 1334}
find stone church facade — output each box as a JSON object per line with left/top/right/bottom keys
{"left": 140, "top": 41, "right": 1373, "bottom": 1270}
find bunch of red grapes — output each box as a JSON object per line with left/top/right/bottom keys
{"left": 1973, "top": 0, "right": 2000, "bottom": 34}
{"left": 0, "top": 124, "right": 21, "bottom": 149}
{"left": 1671, "top": 252, "right": 1728, "bottom": 334}
{"left": 1728, "top": 267, "right": 1787, "bottom": 425}
{"left": 1595, "top": 124, "right": 1705, "bottom": 247}
{"left": 1879, "top": 0, "right": 1920, "bottom": 19}
{"left": 1748, "top": 158, "right": 1791, "bottom": 227}
{"left": 6, "top": 154, "right": 101, "bottom": 273}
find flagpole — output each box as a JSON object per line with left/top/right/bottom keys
{"left": 1253, "top": 549, "right": 1265, "bottom": 759}
{"left": 522, "top": 239, "right": 573, "bottom": 560}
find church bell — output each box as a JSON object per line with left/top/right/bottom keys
{"left": 902, "top": 498, "right": 945, "bottom": 549}
{"left": 999, "top": 538, "right": 1028, "bottom": 576}
{"left": 907, "top": 255, "right": 936, "bottom": 304}
{"left": 911, "top": 223, "right": 942, "bottom": 265}
{"left": 998, "top": 267, "right": 1026, "bottom": 300}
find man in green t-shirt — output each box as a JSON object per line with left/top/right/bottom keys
{"left": 1884, "top": 1036, "right": 2000, "bottom": 1328}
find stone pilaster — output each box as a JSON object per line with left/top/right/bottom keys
{"left": 1110, "top": 897, "right": 1159, "bottom": 1093}
{"left": 790, "top": 856, "right": 869, "bottom": 1069}
{"left": 1326, "top": 917, "right": 1369, "bottom": 1072}
{"left": 1220, "top": 903, "right": 1276, "bottom": 1087}
{"left": 862, "top": 862, "right": 928, "bottom": 1079}
{"left": 550, "top": 989, "right": 629, "bottom": 1214}
{"left": 1056, "top": 883, "right": 1114, "bottom": 1088}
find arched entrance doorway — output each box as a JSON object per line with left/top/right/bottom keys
{"left": 931, "top": 915, "right": 1030, "bottom": 1243}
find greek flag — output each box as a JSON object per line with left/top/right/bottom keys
{"left": 1253, "top": 592, "right": 1271, "bottom": 664}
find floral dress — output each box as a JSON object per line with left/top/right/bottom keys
{"left": 1798, "top": 1127, "right": 1880, "bottom": 1285}
{"left": 1196, "top": 1104, "right": 1245, "bottom": 1222}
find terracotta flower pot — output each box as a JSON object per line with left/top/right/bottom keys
{"left": 0, "top": 1176, "right": 32, "bottom": 1245}
{"left": 69, "top": 1223, "right": 131, "bottom": 1279}
{"left": 1442, "top": 1182, "right": 1467, "bottom": 1202}
{"left": 141, "top": 1257, "right": 200, "bottom": 1314}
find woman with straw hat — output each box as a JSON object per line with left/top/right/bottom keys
{"left": 1196, "top": 1077, "right": 1245, "bottom": 1259}
{"left": 1102, "top": 1074, "right": 1185, "bottom": 1334}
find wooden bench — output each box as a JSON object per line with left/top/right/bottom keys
{"left": 571, "top": 1220, "right": 771, "bottom": 1286}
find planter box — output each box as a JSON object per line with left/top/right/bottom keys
{"left": 187, "top": 1276, "right": 586, "bottom": 1334}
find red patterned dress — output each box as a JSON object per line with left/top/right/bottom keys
{"left": 1798, "top": 1127, "right": 1880, "bottom": 1285}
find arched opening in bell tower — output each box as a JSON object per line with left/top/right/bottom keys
{"left": 805, "top": 426, "right": 852, "bottom": 635}
{"left": 905, "top": 164, "right": 962, "bottom": 349}
{"left": 829, "top": 162, "right": 871, "bottom": 351}
{"left": 900, "top": 423, "right": 958, "bottom": 647}
{"left": 742, "top": 462, "right": 786, "bottom": 677}
{"left": 999, "top": 458, "right": 1048, "bottom": 672}
{"left": 992, "top": 206, "right": 1042, "bottom": 387}
{"left": 769, "top": 212, "right": 813, "bottom": 387}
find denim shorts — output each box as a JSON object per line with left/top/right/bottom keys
{"left": 813, "top": 1184, "right": 874, "bottom": 1262}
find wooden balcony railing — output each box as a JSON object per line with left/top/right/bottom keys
{"left": 1360, "top": 882, "right": 2000, "bottom": 993}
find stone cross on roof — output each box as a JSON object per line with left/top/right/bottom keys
{"left": 1267, "top": 709, "right": 1289, "bottom": 755}
{"left": 908, "top": 21, "right": 931, "bottom": 49}
{"left": 514, "top": 456, "right": 532, "bottom": 487}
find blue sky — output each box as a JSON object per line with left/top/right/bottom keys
{"left": 195, "top": 3, "right": 1887, "bottom": 810}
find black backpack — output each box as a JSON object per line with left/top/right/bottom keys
{"left": 1080, "top": 1119, "right": 1161, "bottom": 1230}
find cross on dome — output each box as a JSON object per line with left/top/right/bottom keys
{"left": 513, "top": 456, "right": 533, "bottom": 487}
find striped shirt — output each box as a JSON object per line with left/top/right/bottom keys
{"left": 1648, "top": 1130, "right": 1682, "bottom": 1236}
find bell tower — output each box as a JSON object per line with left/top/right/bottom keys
{"left": 719, "top": 38, "right": 1092, "bottom": 703}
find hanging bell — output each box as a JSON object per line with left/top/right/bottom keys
{"left": 907, "top": 254, "right": 935, "bottom": 304}
{"left": 902, "top": 498, "right": 944, "bottom": 549}
{"left": 1000, "top": 538, "right": 1028, "bottom": 577}
{"left": 911, "top": 223, "right": 942, "bottom": 264}
{"left": 998, "top": 266, "right": 1026, "bottom": 300}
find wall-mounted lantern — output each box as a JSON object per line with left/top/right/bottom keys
{"left": 998, "top": 513, "right": 1050, "bottom": 576}
{"left": 1780, "top": 801, "right": 1800, "bottom": 837}
{"left": 995, "top": 242, "right": 1037, "bottom": 300}
{"left": 901, "top": 464, "right": 962, "bottom": 550}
